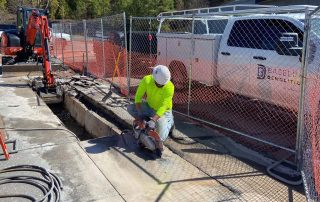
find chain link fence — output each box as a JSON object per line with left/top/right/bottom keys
{"left": 128, "top": 8, "right": 320, "bottom": 199}
{"left": 52, "top": 13, "right": 128, "bottom": 93}
{"left": 128, "top": 17, "right": 159, "bottom": 96}
{"left": 50, "top": 6, "right": 320, "bottom": 201}
{"left": 130, "top": 10, "right": 305, "bottom": 163}
{"left": 301, "top": 8, "right": 320, "bottom": 202}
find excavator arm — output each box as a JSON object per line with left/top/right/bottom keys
{"left": 26, "top": 10, "right": 55, "bottom": 87}
{"left": 1, "top": 8, "right": 54, "bottom": 88}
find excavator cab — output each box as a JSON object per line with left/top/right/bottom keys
{"left": 1, "top": 7, "right": 49, "bottom": 62}
{"left": 1, "top": 7, "right": 59, "bottom": 103}
{"left": 16, "top": 7, "right": 49, "bottom": 47}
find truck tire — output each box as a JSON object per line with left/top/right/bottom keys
{"left": 169, "top": 61, "right": 188, "bottom": 90}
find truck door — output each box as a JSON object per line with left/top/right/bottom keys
{"left": 217, "top": 19, "right": 254, "bottom": 97}
{"left": 243, "top": 19, "right": 303, "bottom": 110}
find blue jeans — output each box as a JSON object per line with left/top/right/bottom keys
{"left": 127, "top": 103, "right": 174, "bottom": 141}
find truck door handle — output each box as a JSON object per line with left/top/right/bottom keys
{"left": 221, "top": 52, "right": 230, "bottom": 56}
{"left": 253, "top": 56, "right": 266, "bottom": 60}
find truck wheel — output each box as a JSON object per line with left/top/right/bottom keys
{"left": 169, "top": 61, "right": 188, "bottom": 90}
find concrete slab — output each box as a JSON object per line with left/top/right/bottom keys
{"left": 81, "top": 134, "right": 238, "bottom": 202}
{"left": 0, "top": 143, "right": 125, "bottom": 202}
{"left": 71, "top": 82, "right": 306, "bottom": 202}
{"left": 166, "top": 131, "right": 305, "bottom": 202}
{"left": 0, "top": 76, "right": 124, "bottom": 202}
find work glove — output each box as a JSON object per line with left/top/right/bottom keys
{"left": 147, "top": 119, "right": 156, "bottom": 130}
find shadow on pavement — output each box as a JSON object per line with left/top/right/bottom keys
{"left": 85, "top": 132, "right": 158, "bottom": 161}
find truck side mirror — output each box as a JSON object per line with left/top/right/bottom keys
{"left": 276, "top": 32, "right": 302, "bottom": 57}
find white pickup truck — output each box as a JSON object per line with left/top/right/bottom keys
{"left": 157, "top": 7, "right": 320, "bottom": 111}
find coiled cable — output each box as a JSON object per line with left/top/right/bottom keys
{"left": 0, "top": 165, "right": 63, "bottom": 202}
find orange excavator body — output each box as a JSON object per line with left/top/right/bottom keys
{"left": 0, "top": 7, "right": 54, "bottom": 88}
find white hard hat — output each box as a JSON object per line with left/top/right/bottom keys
{"left": 152, "top": 65, "right": 171, "bottom": 85}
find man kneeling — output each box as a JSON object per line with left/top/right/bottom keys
{"left": 128, "top": 65, "right": 175, "bottom": 156}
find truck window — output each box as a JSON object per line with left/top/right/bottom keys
{"left": 160, "top": 19, "right": 192, "bottom": 33}
{"left": 194, "top": 20, "right": 207, "bottom": 34}
{"left": 208, "top": 19, "right": 228, "bottom": 34}
{"left": 160, "top": 19, "right": 208, "bottom": 34}
{"left": 227, "top": 19, "right": 303, "bottom": 50}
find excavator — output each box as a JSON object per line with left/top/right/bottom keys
{"left": 1, "top": 7, "right": 59, "bottom": 102}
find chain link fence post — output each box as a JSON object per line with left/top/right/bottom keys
{"left": 83, "top": 19, "right": 88, "bottom": 76}
{"left": 101, "top": 18, "right": 106, "bottom": 78}
{"left": 70, "top": 23, "right": 75, "bottom": 66}
{"left": 296, "top": 8, "right": 311, "bottom": 171}
{"left": 187, "top": 15, "right": 195, "bottom": 117}
{"left": 123, "top": 12, "right": 129, "bottom": 97}
{"left": 60, "top": 23, "right": 65, "bottom": 67}
{"left": 128, "top": 16, "right": 133, "bottom": 98}
{"left": 53, "top": 24, "right": 58, "bottom": 58}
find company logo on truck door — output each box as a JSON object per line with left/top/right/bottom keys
{"left": 257, "top": 66, "right": 300, "bottom": 85}
{"left": 257, "top": 65, "right": 266, "bottom": 79}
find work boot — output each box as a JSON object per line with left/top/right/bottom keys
{"left": 168, "top": 124, "right": 185, "bottom": 140}
{"left": 155, "top": 148, "right": 162, "bottom": 158}
{"left": 138, "top": 141, "right": 145, "bottom": 149}
{"left": 170, "top": 124, "right": 175, "bottom": 133}
{"left": 169, "top": 124, "right": 176, "bottom": 137}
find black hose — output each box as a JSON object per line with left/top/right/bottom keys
{"left": 0, "top": 194, "right": 36, "bottom": 201}
{"left": 0, "top": 165, "right": 63, "bottom": 202}
{"left": 0, "top": 127, "right": 80, "bottom": 142}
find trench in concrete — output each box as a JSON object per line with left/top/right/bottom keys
{"left": 48, "top": 103, "right": 92, "bottom": 141}
{"left": 48, "top": 93, "right": 122, "bottom": 141}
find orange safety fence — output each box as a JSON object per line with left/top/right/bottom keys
{"left": 51, "top": 12, "right": 127, "bottom": 94}
{"left": 309, "top": 81, "right": 320, "bottom": 199}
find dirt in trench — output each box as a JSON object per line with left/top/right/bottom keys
{"left": 49, "top": 103, "right": 92, "bottom": 141}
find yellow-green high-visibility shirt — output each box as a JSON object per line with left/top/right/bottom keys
{"left": 135, "top": 75, "right": 174, "bottom": 117}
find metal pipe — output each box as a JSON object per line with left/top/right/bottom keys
{"left": 158, "top": 6, "right": 316, "bottom": 19}
{"left": 148, "top": 18, "right": 152, "bottom": 66}
{"left": 132, "top": 17, "right": 158, "bottom": 20}
{"left": 187, "top": 15, "right": 195, "bottom": 116}
{"left": 101, "top": 18, "right": 106, "bottom": 77}
{"left": 295, "top": 9, "right": 311, "bottom": 171}
{"left": 53, "top": 25, "right": 58, "bottom": 58}
{"left": 301, "top": 171, "right": 311, "bottom": 202}
{"left": 158, "top": 18, "right": 164, "bottom": 33}
{"left": 70, "top": 23, "right": 75, "bottom": 66}
{"left": 60, "top": 24, "right": 64, "bottom": 67}
{"left": 83, "top": 20, "right": 89, "bottom": 76}
{"left": 0, "top": 127, "right": 79, "bottom": 141}
{"left": 158, "top": 4, "right": 276, "bottom": 17}
{"left": 310, "top": 5, "right": 320, "bottom": 15}
{"left": 128, "top": 16, "right": 133, "bottom": 98}
{"left": 123, "top": 12, "right": 129, "bottom": 98}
